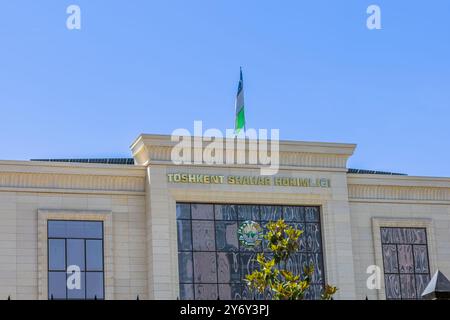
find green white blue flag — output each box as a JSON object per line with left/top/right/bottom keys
{"left": 235, "top": 68, "right": 246, "bottom": 134}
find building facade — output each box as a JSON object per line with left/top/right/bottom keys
{"left": 0, "top": 134, "right": 449, "bottom": 300}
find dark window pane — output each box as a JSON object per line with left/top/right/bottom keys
{"left": 392, "top": 228, "right": 405, "bottom": 244}
{"left": 216, "top": 221, "right": 238, "bottom": 252}
{"left": 240, "top": 253, "right": 259, "bottom": 280}
{"left": 192, "top": 221, "right": 215, "bottom": 251}
{"left": 86, "top": 240, "right": 103, "bottom": 271}
{"left": 83, "top": 222, "right": 103, "bottom": 239}
{"left": 177, "top": 220, "right": 192, "bottom": 251}
{"left": 416, "top": 274, "right": 431, "bottom": 299}
{"left": 67, "top": 239, "right": 85, "bottom": 271}
{"left": 48, "top": 221, "right": 67, "bottom": 238}
{"left": 176, "top": 204, "right": 191, "bottom": 219}
{"left": 305, "top": 207, "right": 320, "bottom": 222}
{"left": 264, "top": 287, "right": 273, "bottom": 300}
{"left": 397, "top": 245, "right": 414, "bottom": 273}
{"left": 382, "top": 245, "right": 399, "bottom": 273}
{"left": 86, "top": 272, "right": 104, "bottom": 299}
{"left": 178, "top": 252, "right": 193, "bottom": 283}
{"left": 385, "top": 274, "right": 401, "bottom": 299}
{"left": 48, "top": 272, "right": 66, "bottom": 299}
{"left": 283, "top": 206, "right": 305, "bottom": 222}
{"left": 241, "top": 285, "right": 255, "bottom": 300}
{"left": 194, "top": 284, "right": 218, "bottom": 300}
{"left": 237, "top": 205, "right": 259, "bottom": 221}
{"left": 260, "top": 206, "right": 282, "bottom": 221}
{"left": 217, "top": 252, "right": 240, "bottom": 283}
{"left": 67, "top": 271, "right": 85, "bottom": 299}
{"left": 413, "top": 245, "right": 429, "bottom": 274}
{"left": 219, "top": 284, "right": 242, "bottom": 300}
{"left": 381, "top": 228, "right": 393, "bottom": 244}
{"left": 65, "top": 221, "right": 85, "bottom": 238}
{"left": 193, "top": 252, "right": 217, "bottom": 283}
{"left": 286, "top": 253, "right": 307, "bottom": 275}
{"left": 305, "top": 223, "right": 322, "bottom": 252}
{"left": 305, "top": 284, "right": 323, "bottom": 300}
{"left": 49, "top": 221, "right": 103, "bottom": 239}
{"left": 402, "top": 229, "right": 413, "bottom": 244}
{"left": 179, "top": 284, "right": 194, "bottom": 300}
{"left": 307, "top": 253, "right": 324, "bottom": 284}
{"left": 411, "top": 229, "right": 427, "bottom": 245}
{"left": 400, "top": 274, "right": 416, "bottom": 299}
{"left": 402, "top": 228, "right": 427, "bottom": 245}
{"left": 215, "top": 205, "right": 237, "bottom": 220}
{"left": 261, "top": 222, "right": 270, "bottom": 252}
{"left": 287, "top": 223, "right": 305, "bottom": 252}
{"left": 191, "top": 204, "right": 214, "bottom": 220}
{"left": 49, "top": 239, "right": 65, "bottom": 271}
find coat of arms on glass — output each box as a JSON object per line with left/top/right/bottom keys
{"left": 238, "top": 221, "right": 263, "bottom": 248}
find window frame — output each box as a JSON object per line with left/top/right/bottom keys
{"left": 37, "top": 209, "right": 114, "bottom": 300}
{"left": 380, "top": 226, "right": 431, "bottom": 300}
{"left": 372, "top": 217, "right": 438, "bottom": 300}
{"left": 47, "top": 220, "right": 105, "bottom": 300}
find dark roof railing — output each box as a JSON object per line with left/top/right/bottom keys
{"left": 31, "top": 158, "right": 135, "bottom": 165}
{"left": 347, "top": 168, "right": 406, "bottom": 176}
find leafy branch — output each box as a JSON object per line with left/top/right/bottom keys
{"left": 244, "top": 219, "right": 337, "bottom": 300}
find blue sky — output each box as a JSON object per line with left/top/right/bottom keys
{"left": 0, "top": 1, "right": 449, "bottom": 177}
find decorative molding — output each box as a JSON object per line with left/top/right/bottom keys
{"left": 0, "top": 172, "right": 145, "bottom": 193}
{"left": 0, "top": 160, "right": 146, "bottom": 176}
{"left": 146, "top": 146, "right": 349, "bottom": 168}
{"left": 278, "top": 151, "right": 349, "bottom": 168}
{"left": 349, "top": 184, "right": 450, "bottom": 202}
{"left": 131, "top": 134, "right": 356, "bottom": 169}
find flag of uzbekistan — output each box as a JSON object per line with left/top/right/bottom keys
{"left": 235, "top": 68, "right": 246, "bottom": 134}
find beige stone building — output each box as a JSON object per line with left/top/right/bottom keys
{"left": 0, "top": 133, "right": 449, "bottom": 300}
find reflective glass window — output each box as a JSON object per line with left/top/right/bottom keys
{"left": 177, "top": 204, "right": 325, "bottom": 300}
{"left": 381, "top": 227, "right": 430, "bottom": 300}
{"left": 47, "top": 220, "right": 104, "bottom": 300}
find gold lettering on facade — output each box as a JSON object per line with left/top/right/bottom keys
{"left": 167, "top": 173, "right": 330, "bottom": 188}
{"left": 167, "top": 173, "right": 225, "bottom": 184}
{"left": 228, "top": 176, "right": 271, "bottom": 186}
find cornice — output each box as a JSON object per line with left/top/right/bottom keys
{"left": 131, "top": 134, "right": 356, "bottom": 169}
{"left": 0, "top": 160, "right": 146, "bottom": 176}
{"left": 0, "top": 160, "right": 146, "bottom": 193}
{"left": 347, "top": 173, "right": 450, "bottom": 202}
{"left": 348, "top": 184, "right": 450, "bottom": 202}
{"left": 348, "top": 183, "right": 450, "bottom": 203}
{"left": 347, "top": 173, "right": 450, "bottom": 188}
